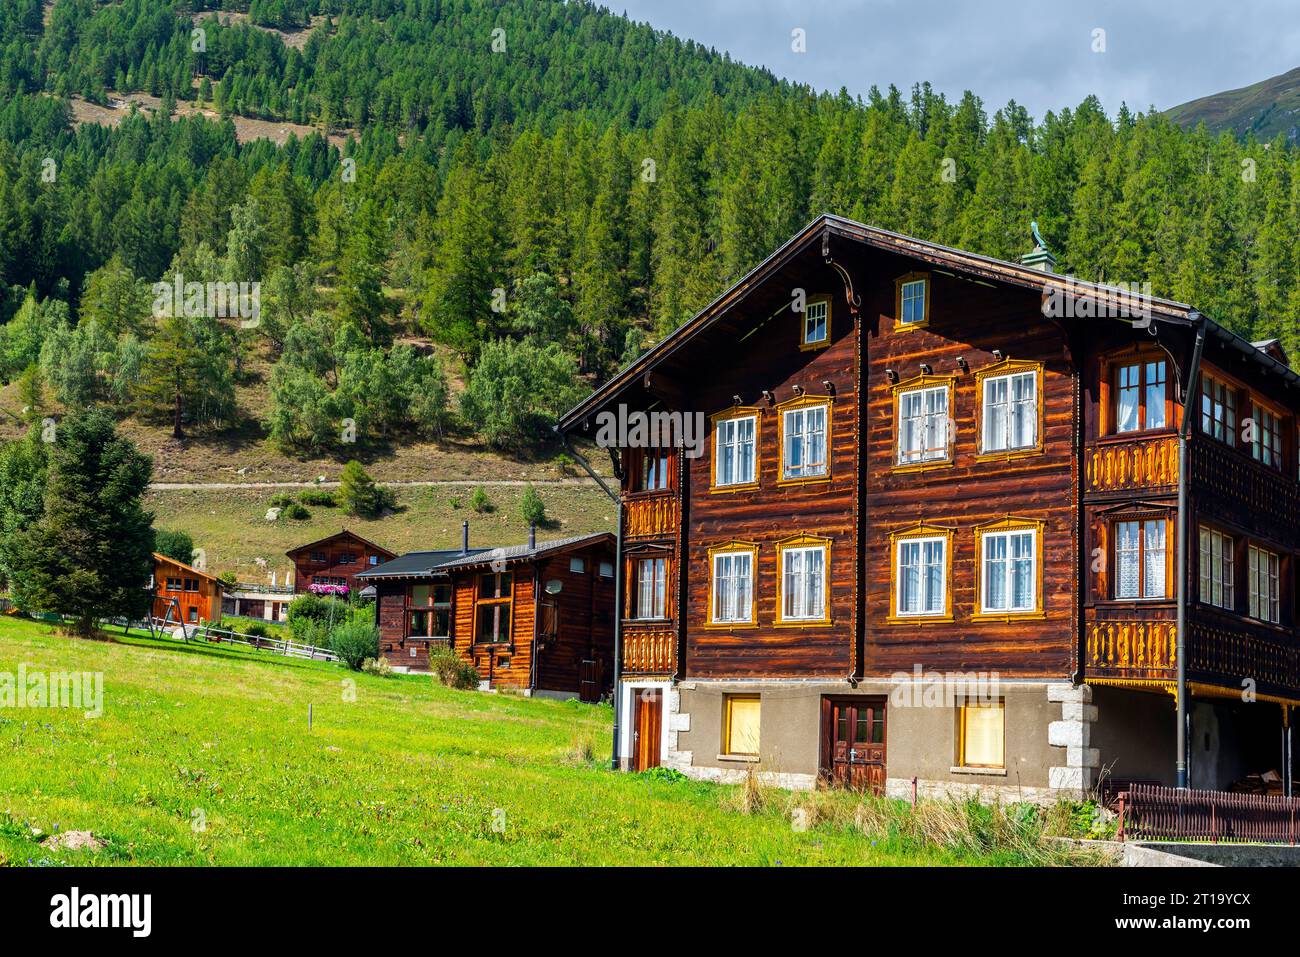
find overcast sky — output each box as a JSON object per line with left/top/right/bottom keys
{"left": 611, "top": 0, "right": 1300, "bottom": 120}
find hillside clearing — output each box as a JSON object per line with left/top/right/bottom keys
{"left": 0, "top": 617, "right": 1096, "bottom": 866}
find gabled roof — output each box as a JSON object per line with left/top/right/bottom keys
{"left": 355, "top": 533, "right": 615, "bottom": 581}
{"left": 152, "top": 552, "right": 222, "bottom": 585}
{"left": 557, "top": 213, "right": 1298, "bottom": 431}
{"left": 285, "top": 528, "right": 397, "bottom": 561}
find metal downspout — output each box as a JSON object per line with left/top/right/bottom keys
{"left": 1176, "top": 314, "right": 1207, "bottom": 790}
{"left": 559, "top": 433, "right": 624, "bottom": 770}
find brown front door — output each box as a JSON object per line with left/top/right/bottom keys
{"left": 821, "top": 697, "right": 887, "bottom": 794}
{"left": 632, "top": 689, "right": 662, "bottom": 771}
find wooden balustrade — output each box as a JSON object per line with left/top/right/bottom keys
{"left": 1119, "top": 784, "right": 1300, "bottom": 844}
{"left": 622, "top": 627, "right": 676, "bottom": 675}
{"left": 1086, "top": 618, "right": 1177, "bottom": 682}
{"left": 1085, "top": 436, "right": 1179, "bottom": 494}
{"left": 624, "top": 493, "right": 680, "bottom": 539}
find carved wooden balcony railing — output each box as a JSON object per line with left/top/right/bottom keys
{"left": 1085, "top": 616, "right": 1178, "bottom": 683}
{"left": 1085, "top": 436, "right": 1179, "bottom": 495}
{"left": 1190, "top": 440, "right": 1300, "bottom": 545}
{"left": 624, "top": 493, "right": 680, "bottom": 539}
{"left": 621, "top": 626, "right": 676, "bottom": 675}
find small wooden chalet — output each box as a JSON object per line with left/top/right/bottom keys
{"left": 286, "top": 529, "right": 396, "bottom": 598}
{"left": 357, "top": 525, "right": 617, "bottom": 701}
{"left": 151, "top": 552, "right": 223, "bottom": 626}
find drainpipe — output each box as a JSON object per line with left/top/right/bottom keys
{"left": 559, "top": 431, "right": 624, "bottom": 770}
{"left": 1176, "top": 313, "right": 1206, "bottom": 790}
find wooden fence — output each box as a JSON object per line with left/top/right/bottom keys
{"left": 1118, "top": 784, "right": 1300, "bottom": 844}
{"left": 193, "top": 623, "right": 339, "bottom": 662}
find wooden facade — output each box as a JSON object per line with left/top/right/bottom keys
{"left": 285, "top": 529, "right": 396, "bottom": 596}
{"left": 561, "top": 214, "right": 1300, "bottom": 787}
{"left": 358, "top": 534, "right": 616, "bottom": 698}
{"left": 151, "top": 552, "right": 223, "bottom": 626}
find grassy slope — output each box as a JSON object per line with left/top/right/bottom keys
{"left": 146, "top": 482, "right": 615, "bottom": 580}
{"left": 1167, "top": 66, "right": 1300, "bottom": 142}
{"left": 0, "top": 617, "right": 1026, "bottom": 866}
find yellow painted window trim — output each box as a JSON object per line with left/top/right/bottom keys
{"left": 891, "top": 373, "right": 957, "bottom": 472}
{"left": 774, "top": 534, "right": 832, "bottom": 627}
{"left": 776, "top": 394, "right": 833, "bottom": 486}
{"left": 957, "top": 698, "right": 1006, "bottom": 769}
{"left": 973, "top": 358, "right": 1045, "bottom": 462}
{"left": 705, "top": 540, "right": 759, "bottom": 629}
{"left": 971, "top": 516, "right": 1046, "bottom": 621}
{"left": 886, "top": 523, "right": 955, "bottom": 623}
{"left": 798, "top": 293, "right": 833, "bottom": 350}
{"left": 722, "top": 694, "right": 761, "bottom": 757}
{"left": 894, "top": 271, "right": 931, "bottom": 329}
{"left": 709, "top": 405, "right": 763, "bottom": 493}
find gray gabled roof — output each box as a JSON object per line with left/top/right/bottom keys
{"left": 355, "top": 533, "right": 614, "bottom": 581}
{"left": 354, "top": 548, "right": 489, "bottom": 580}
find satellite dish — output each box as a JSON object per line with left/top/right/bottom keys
{"left": 545, "top": 579, "right": 563, "bottom": 595}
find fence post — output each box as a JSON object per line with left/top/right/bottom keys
{"left": 1117, "top": 794, "right": 1126, "bottom": 842}
{"left": 1210, "top": 800, "right": 1217, "bottom": 843}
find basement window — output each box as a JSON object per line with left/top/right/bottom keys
{"left": 957, "top": 700, "right": 1004, "bottom": 769}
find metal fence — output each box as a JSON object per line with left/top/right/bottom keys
{"left": 1118, "top": 784, "right": 1300, "bottom": 844}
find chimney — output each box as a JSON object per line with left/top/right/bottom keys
{"left": 461, "top": 521, "right": 469, "bottom": 556}
{"left": 528, "top": 524, "right": 537, "bottom": 550}
{"left": 1020, "top": 220, "right": 1057, "bottom": 273}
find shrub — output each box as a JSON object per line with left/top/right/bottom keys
{"left": 242, "top": 621, "right": 270, "bottom": 639}
{"left": 218, "top": 571, "right": 237, "bottom": 587}
{"left": 361, "top": 656, "right": 394, "bottom": 677}
{"left": 282, "top": 502, "right": 311, "bottom": 520}
{"left": 286, "top": 593, "right": 348, "bottom": 639}
{"left": 299, "top": 489, "right": 337, "bottom": 507}
{"left": 552, "top": 452, "right": 575, "bottom": 475}
{"left": 329, "top": 618, "right": 380, "bottom": 671}
{"left": 429, "top": 646, "right": 479, "bottom": 689}
{"left": 154, "top": 528, "right": 195, "bottom": 564}
{"left": 268, "top": 492, "right": 294, "bottom": 508}
{"left": 469, "top": 485, "right": 491, "bottom": 513}
{"left": 338, "top": 460, "right": 394, "bottom": 518}
{"left": 520, "top": 484, "right": 546, "bottom": 526}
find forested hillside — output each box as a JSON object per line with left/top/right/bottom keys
{"left": 1, "top": 0, "right": 1299, "bottom": 475}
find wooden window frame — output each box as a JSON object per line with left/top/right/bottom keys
{"left": 709, "top": 406, "right": 762, "bottom": 493}
{"left": 474, "top": 571, "right": 514, "bottom": 645}
{"left": 1103, "top": 350, "right": 1173, "bottom": 436}
{"left": 799, "top": 294, "right": 832, "bottom": 351}
{"left": 407, "top": 581, "right": 452, "bottom": 638}
{"left": 887, "top": 523, "right": 954, "bottom": 622}
{"left": 626, "top": 553, "right": 670, "bottom": 622}
{"left": 776, "top": 394, "right": 832, "bottom": 486}
{"left": 892, "top": 373, "right": 956, "bottom": 472}
{"left": 1109, "top": 512, "right": 1173, "bottom": 602}
{"left": 630, "top": 448, "right": 675, "bottom": 495}
{"left": 774, "top": 534, "right": 832, "bottom": 627}
{"left": 1199, "top": 371, "right": 1238, "bottom": 447}
{"left": 1247, "top": 544, "right": 1281, "bottom": 625}
{"left": 894, "top": 271, "right": 931, "bottom": 329}
{"left": 706, "top": 541, "right": 759, "bottom": 628}
{"left": 974, "top": 358, "right": 1044, "bottom": 461}
{"left": 1198, "top": 524, "right": 1236, "bottom": 611}
{"left": 1248, "top": 399, "right": 1286, "bottom": 472}
{"left": 972, "top": 517, "right": 1046, "bottom": 621}
{"left": 956, "top": 698, "right": 1005, "bottom": 770}
{"left": 722, "top": 694, "right": 761, "bottom": 758}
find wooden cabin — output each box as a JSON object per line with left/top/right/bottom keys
{"left": 286, "top": 529, "right": 396, "bottom": 598}
{"left": 558, "top": 214, "right": 1300, "bottom": 801}
{"left": 356, "top": 528, "right": 617, "bottom": 701}
{"left": 151, "top": 553, "right": 223, "bottom": 626}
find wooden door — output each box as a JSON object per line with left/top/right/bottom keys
{"left": 632, "top": 689, "right": 662, "bottom": 771}
{"left": 579, "top": 659, "right": 602, "bottom": 703}
{"left": 821, "top": 697, "right": 886, "bottom": 794}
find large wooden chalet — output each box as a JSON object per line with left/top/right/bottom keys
{"left": 286, "top": 529, "right": 396, "bottom": 597}
{"left": 558, "top": 214, "right": 1300, "bottom": 800}
{"left": 356, "top": 526, "right": 616, "bottom": 700}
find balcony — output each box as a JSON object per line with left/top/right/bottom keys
{"left": 621, "top": 624, "right": 676, "bottom": 676}
{"left": 624, "top": 492, "right": 679, "bottom": 540}
{"left": 1085, "top": 615, "right": 1177, "bottom": 684}
{"left": 1190, "top": 439, "right": 1300, "bottom": 540}
{"left": 1084, "top": 435, "right": 1178, "bottom": 496}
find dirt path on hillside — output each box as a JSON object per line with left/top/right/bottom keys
{"left": 149, "top": 478, "right": 603, "bottom": 490}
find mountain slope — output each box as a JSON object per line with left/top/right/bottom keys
{"left": 1167, "top": 66, "right": 1300, "bottom": 143}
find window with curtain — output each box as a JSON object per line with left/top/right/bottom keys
{"left": 1198, "top": 526, "right": 1235, "bottom": 610}
{"left": 897, "top": 536, "right": 946, "bottom": 616}
{"left": 981, "top": 529, "right": 1036, "bottom": 613}
{"left": 715, "top": 415, "right": 757, "bottom": 487}
{"left": 898, "top": 385, "right": 949, "bottom": 464}
{"left": 1200, "top": 375, "right": 1236, "bottom": 445}
{"left": 780, "top": 545, "right": 827, "bottom": 621}
{"left": 1248, "top": 545, "right": 1280, "bottom": 624}
{"left": 639, "top": 451, "right": 672, "bottom": 491}
{"left": 1114, "top": 519, "right": 1167, "bottom": 599}
{"left": 724, "top": 695, "right": 761, "bottom": 756}
{"left": 982, "top": 371, "right": 1037, "bottom": 452}
{"left": 1251, "top": 407, "right": 1283, "bottom": 469}
{"left": 782, "top": 403, "right": 828, "bottom": 480}
{"left": 711, "top": 550, "right": 754, "bottom": 623}
{"left": 958, "top": 700, "right": 1004, "bottom": 768}
{"left": 634, "top": 557, "right": 667, "bottom": 620}
{"left": 1115, "top": 359, "right": 1167, "bottom": 433}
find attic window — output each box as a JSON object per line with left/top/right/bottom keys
{"left": 801, "top": 296, "right": 830, "bottom": 349}
{"left": 895, "top": 273, "right": 930, "bottom": 327}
